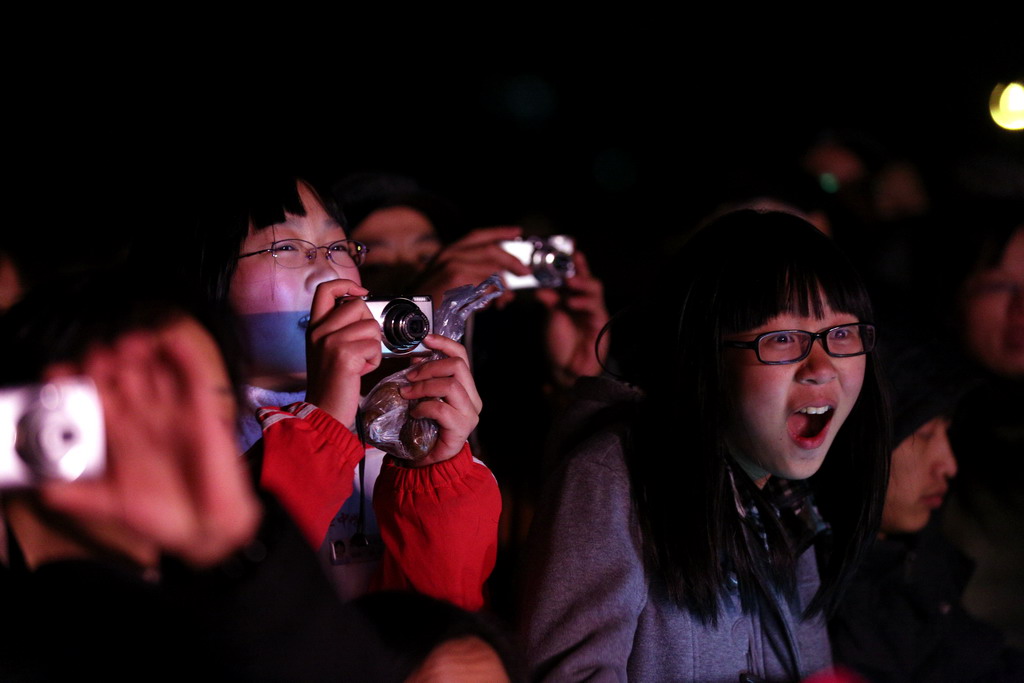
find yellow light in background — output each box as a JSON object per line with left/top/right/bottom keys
{"left": 990, "top": 82, "right": 1024, "bottom": 130}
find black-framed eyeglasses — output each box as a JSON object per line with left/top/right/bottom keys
{"left": 237, "top": 239, "right": 369, "bottom": 268}
{"left": 722, "top": 323, "right": 876, "bottom": 365}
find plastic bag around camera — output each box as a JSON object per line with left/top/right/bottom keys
{"left": 359, "top": 276, "right": 505, "bottom": 461}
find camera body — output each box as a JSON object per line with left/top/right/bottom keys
{"left": 0, "top": 377, "right": 105, "bottom": 490}
{"left": 499, "top": 235, "right": 576, "bottom": 290}
{"left": 363, "top": 296, "right": 433, "bottom": 357}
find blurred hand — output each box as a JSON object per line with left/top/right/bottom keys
{"left": 305, "top": 279, "right": 382, "bottom": 426}
{"left": 534, "top": 251, "right": 610, "bottom": 389}
{"left": 39, "top": 319, "right": 262, "bottom": 568}
{"left": 415, "top": 227, "right": 530, "bottom": 310}
{"left": 398, "top": 334, "right": 483, "bottom": 467}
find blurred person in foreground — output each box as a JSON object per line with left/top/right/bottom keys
{"left": 0, "top": 267, "right": 392, "bottom": 680}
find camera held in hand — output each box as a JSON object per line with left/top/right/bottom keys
{"left": 499, "top": 235, "right": 576, "bottom": 290}
{"left": 0, "top": 377, "right": 105, "bottom": 490}
{"left": 363, "top": 296, "right": 433, "bottom": 357}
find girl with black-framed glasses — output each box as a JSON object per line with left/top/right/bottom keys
{"left": 523, "top": 210, "right": 891, "bottom": 682}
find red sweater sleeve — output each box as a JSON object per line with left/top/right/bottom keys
{"left": 371, "top": 443, "right": 502, "bottom": 611}
{"left": 256, "top": 402, "right": 365, "bottom": 548}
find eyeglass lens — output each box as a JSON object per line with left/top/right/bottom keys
{"left": 757, "top": 324, "right": 874, "bottom": 363}
{"left": 270, "top": 240, "right": 365, "bottom": 268}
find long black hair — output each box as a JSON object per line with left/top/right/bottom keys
{"left": 616, "top": 210, "right": 890, "bottom": 623}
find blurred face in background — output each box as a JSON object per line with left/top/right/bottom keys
{"left": 881, "top": 416, "right": 957, "bottom": 536}
{"left": 351, "top": 206, "right": 442, "bottom": 294}
{"left": 0, "top": 251, "right": 24, "bottom": 313}
{"left": 959, "top": 228, "right": 1024, "bottom": 379}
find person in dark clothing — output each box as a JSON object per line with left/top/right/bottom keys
{"left": 829, "top": 332, "right": 1024, "bottom": 682}
{"left": 935, "top": 206, "right": 1024, "bottom": 648}
{"left": 0, "top": 268, "right": 390, "bottom": 681}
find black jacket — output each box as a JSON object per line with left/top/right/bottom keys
{"left": 829, "top": 520, "right": 1023, "bottom": 682}
{"left": 0, "top": 495, "right": 389, "bottom": 682}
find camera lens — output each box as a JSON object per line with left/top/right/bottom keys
{"left": 15, "top": 404, "right": 80, "bottom": 480}
{"left": 381, "top": 299, "right": 431, "bottom": 353}
{"left": 403, "top": 315, "right": 428, "bottom": 338}
{"left": 531, "top": 247, "right": 574, "bottom": 288}
{"left": 551, "top": 252, "right": 573, "bottom": 274}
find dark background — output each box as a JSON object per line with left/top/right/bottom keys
{"left": 13, "top": 36, "right": 1021, "bottom": 313}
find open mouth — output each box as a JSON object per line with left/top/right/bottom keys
{"left": 788, "top": 405, "right": 834, "bottom": 443}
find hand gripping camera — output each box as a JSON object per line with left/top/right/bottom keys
{"left": 498, "top": 235, "right": 576, "bottom": 290}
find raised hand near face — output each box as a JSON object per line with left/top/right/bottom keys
{"left": 304, "top": 279, "right": 382, "bottom": 427}
{"left": 415, "top": 227, "right": 531, "bottom": 310}
{"left": 398, "top": 334, "right": 483, "bottom": 467}
{"left": 534, "top": 250, "right": 611, "bottom": 388}
{"left": 38, "top": 319, "right": 262, "bottom": 568}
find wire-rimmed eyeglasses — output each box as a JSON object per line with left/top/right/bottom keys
{"left": 237, "top": 239, "right": 369, "bottom": 268}
{"left": 722, "top": 323, "right": 876, "bottom": 365}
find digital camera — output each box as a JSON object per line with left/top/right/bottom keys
{"left": 363, "top": 296, "right": 433, "bottom": 357}
{"left": 0, "top": 377, "right": 105, "bottom": 490}
{"left": 498, "top": 235, "right": 576, "bottom": 290}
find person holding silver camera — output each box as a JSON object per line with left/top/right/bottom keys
{"left": 193, "top": 174, "right": 499, "bottom": 610}
{"left": 332, "top": 172, "right": 612, "bottom": 621}
{"left": 332, "top": 172, "right": 611, "bottom": 390}
{"left": 0, "top": 268, "right": 397, "bottom": 680}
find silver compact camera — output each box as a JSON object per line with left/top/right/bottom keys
{"left": 0, "top": 377, "right": 105, "bottom": 490}
{"left": 498, "top": 235, "right": 576, "bottom": 290}
{"left": 363, "top": 296, "right": 433, "bottom": 357}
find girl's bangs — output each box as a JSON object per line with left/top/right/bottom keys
{"left": 720, "top": 237, "right": 873, "bottom": 335}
